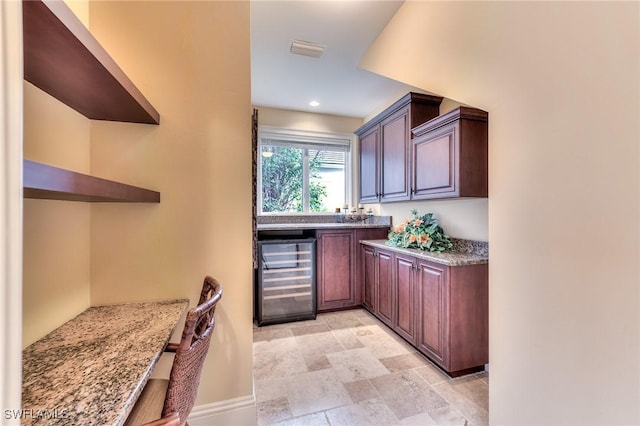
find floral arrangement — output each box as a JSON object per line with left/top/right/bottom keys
{"left": 386, "top": 209, "right": 453, "bottom": 252}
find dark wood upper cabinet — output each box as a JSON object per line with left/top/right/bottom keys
{"left": 23, "top": 0, "right": 160, "bottom": 124}
{"left": 22, "top": 0, "right": 161, "bottom": 203}
{"left": 355, "top": 93, "right": 443, "bottom": 204}
{"left": 358, "top": 126, "right": 380, "bottom": 204}
{"left": 380, "top": 107, "right": 410, "bottom": 202}
{"left": 411, "top": 107, "right": 488, "bottom": 200}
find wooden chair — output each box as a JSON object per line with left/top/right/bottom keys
{"left": 125, "top": 276, "right": 223, "bottom": 426}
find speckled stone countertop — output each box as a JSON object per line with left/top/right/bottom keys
{"left": 257, "top": 214, "right": 391, "bottom": 231}
{"left": 257, "top": 222, "right": 391, "bottom": 230}
{"left": 21, "top": 299, "right": 189, "bottom": 425}
{"left": 361, "top": 239, "right": 488, "bottom": 266}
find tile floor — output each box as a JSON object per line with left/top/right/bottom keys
{"left": 253, "top": 309, "right": 488, "bottom": 426}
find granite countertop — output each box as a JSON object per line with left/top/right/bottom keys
{"left": 361, "top": 239, "right": 489, "bottom": 266}
{"left": 257, "top": 214, "right": 391, "bottom": 231}
{"left": 21, "top": 299, "right": 189, "bottom": 425}
{"left": 257, "top": 221, "right": 391, "bottom": 231}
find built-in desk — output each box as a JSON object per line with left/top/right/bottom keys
{"left": 21, "top": 299, "right": 189, "bottom": 425}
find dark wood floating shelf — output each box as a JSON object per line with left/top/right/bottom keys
{"left": 23, "top": 0, "right": 160, "bottom": 124}
{"left": 24, "top": 160, "right": 160, "bottom": 203}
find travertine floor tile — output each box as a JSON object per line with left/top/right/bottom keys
{"left": 255, "top": 376, "right": 289, "bottom": 403}
{"left": 426, "top": 405, "right": 469, "bottom": 425}
{"left": 257, "top": 397, "right": 292, "bottom": 425}
{"left": 415, "top": 364, "right": 451, "bottom": 385}
{"left": 324, "top": 398, "right": 399, "bottom": 426}
{"left": 253, "top": 334, "right": 297, "bottom": 355}
{"left": 476, "top": 371, "right": 489, "bottom": 385}
{"left": 253, "top": 309, "right": 489, "bottom": 426}
{"left": 326, "top": 348, "right": 390, "bottom": 383}
{"left": 303, "top": 353, "right": 331, "bottom": 371}
{"left": 324, "top": 315, "right": 365, "bottom": 330}
{"left": 295, "top": 330, "right": 345, "bottom": 356}
{"left": 399, "top": 405, "right": 468, "bottom": 426}
{"left": 380, "top": 352, "right": 431, "bottom": 372}
{"left": 268, "top": 412, "right": 330, "bottom": 426}
{"left": 254, "top": 349, "right": 307, "bottom": 380}
{"left": 291, "top": 323, "right": 331, "bottom": 336}
{"left": 253, "top": 327, "right": 294, "bottom": 342}
{"left": 343, "top": 379, "right": 379, "bottom": 403}
{"left": 357, "top": 329, "right": 413, "bottom": 359}
{"left": 286, "top": 368, "right": 351, "bottom": 417}
{"left": 332, "top": 328, "right": 365, "bottom": 350}
{"left": 432, "top": 376, "right": 488, "bottom": 426}
{"left": 371, "top": 370, "right": 449, "bottom": 419}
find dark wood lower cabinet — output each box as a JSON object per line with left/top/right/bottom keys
{"left": 415, "top": 260, "right": 448, "bottom": 366}
{"left": 316, "top": 228, "right": 389, "bottom": 313}
{"left": 361, "top": 245, "right": 377, "bottom": 312}
{"left": 394, "top": 254, "right": 418, "bottom": 345}
{"left": 360, "top": 243, "right": 488, "bottom": 377}
{"left": 317, "top": 230, "right": 356, "bottom": 312}
{"left": 375, "top": 249, "right": 394, "bottom": 327}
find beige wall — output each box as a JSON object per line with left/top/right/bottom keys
{"left": 377, "top": 199, "right": 487, "bottom": 241}
{"left": 22, "top": 82, "right": 91, "bottom": 347}
{"left": 362, "top": 1, "right": 639, "bottom": 424}
{"left": 22, "top": 0, "right": 93, "bottom": 349}
{"left": 89, "top": 0, "right": 253, "bottom": 406}
{"left": 257, "top": 106, "right": 363, "bottom": 134}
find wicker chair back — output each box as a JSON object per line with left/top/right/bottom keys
{"left": 163, "top": 276, "right": 223, "bottom": 424}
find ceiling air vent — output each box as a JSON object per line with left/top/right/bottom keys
{"left": 290, "top": 39, "right": 326, "bottom": 58}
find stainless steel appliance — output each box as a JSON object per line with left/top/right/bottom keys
{"left": 256, "top": 238, "right": 316, "bottom": 326}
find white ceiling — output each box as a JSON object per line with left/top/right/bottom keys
{"left": 250, "top": 0, "right": 420, "bottom": 119}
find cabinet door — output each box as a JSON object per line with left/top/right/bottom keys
{"left": 416, "top": 260, "right": 449, "bottom": 367}
{"left": 412, "top": 122, "right": 459, "bottom": 199}
{"left": 361, "top": 245, "right": 376, "bottom": 312}
{"left": 376, "top": 249, "right": 394, "bottom": 327}
{"left": 355, "top": 228, "right": 390, "bottom": 305}
{"left": 380, "top": 108, "right": 411, "bottom": 202}
{"left": 359, "top": 126, "right": 380, "bottom": 203}
{"left": 394, "top": 254, "right": 417, "bottom": 344}
{"left": 316, "top": 230, "right": 356, "bottom": 311}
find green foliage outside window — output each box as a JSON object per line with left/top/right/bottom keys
{"left": 261, "top": 146, "right": 328, "bottom": 213}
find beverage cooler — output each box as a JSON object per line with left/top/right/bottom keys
{"left": 256, "top": 238, "right": 316, "bottom": 326}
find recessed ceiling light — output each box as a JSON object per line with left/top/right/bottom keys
{"left": 309, "top": 101, "right": 320, "bottom": 107}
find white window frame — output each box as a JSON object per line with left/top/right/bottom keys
{"left": 258, "top": 125, "right": 354, "bottom": 215}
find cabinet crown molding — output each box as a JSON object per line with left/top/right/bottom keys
{"left": 355, "top": 92, "right": 443, "bottom": 136}
{"left": 412, "top": 106, "right": 488, "bottom": 137}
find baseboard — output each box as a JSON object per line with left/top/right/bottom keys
{"left": 187, "top": 394, "right": 257, "bottom": 426}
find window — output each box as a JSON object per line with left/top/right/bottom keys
{"left": 258, "top": 126, "right": 352, "bottom": 214}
